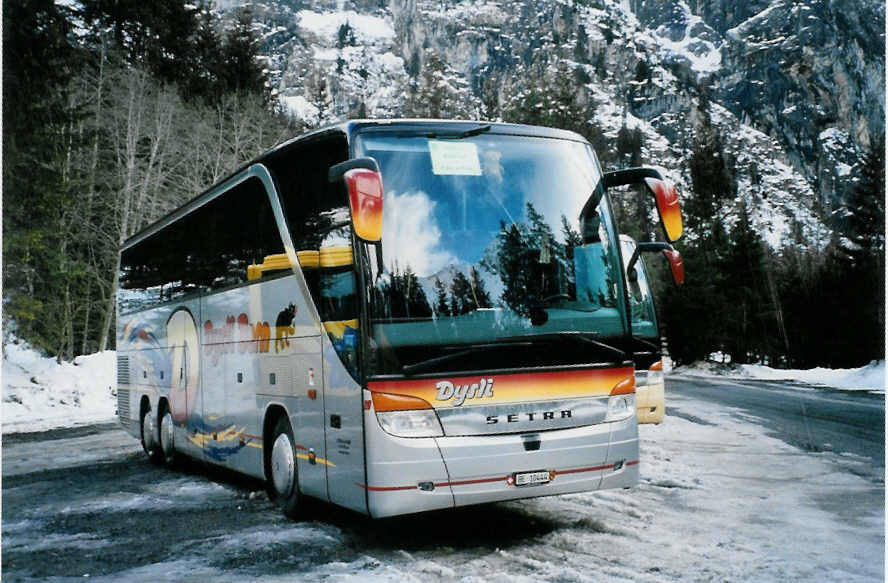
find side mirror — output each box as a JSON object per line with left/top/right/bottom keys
{"left": 627, "top": 242, "right": 684, "bottom": 287}
{"left": 329, "top": 157, "right": 384, "bottom": 242}
{"left": 662, "top": 248, "right": 684, "bottom": 286}
{"left": 603, "top": 167, "right": 683, "bottom": 243}
{"left": 644, "top": 177, "right": 682, "bottom": 243}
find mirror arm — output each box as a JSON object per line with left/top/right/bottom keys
{"left": 627, "top": 241, "right": 673, "bottom": 276}
{"left": 603, "top": 167, "right": 663, "bottom": 189}
{"left": 375, "top": 243, "right": 385, "bottom": 278}
{"left": 626, "top": 247, "right": 642, "bottom": 282}
{"left": 328, "top": 157, "right": 380, "bottom": 183}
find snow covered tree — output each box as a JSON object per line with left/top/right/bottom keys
{"left": 220, "top": 7, "right": 270, "bottom": 100}
{"left": 433, "top": 278, "right": 450, "bottom": 317}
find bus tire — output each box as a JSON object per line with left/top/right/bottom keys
{"left": 267, "top": 416, "right": 302, "bottom": 519}
{"left": 140, "top": 405, "right": 163, "bottom": 465}
{"left": 158, "top": 401, "right": 181, "bottom": 468}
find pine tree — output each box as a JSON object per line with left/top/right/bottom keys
{"left": 3, "top": 0, "right": 83, "bottom": 352}
{"left": 722, "top": 202, "right": 774, "bottom": 364}
{"left": 450, "top": 271, "right": 474, "bottom": 315}
{"left": 434, "top": 277, "right": 450, "bottom": 317}
{"left": 836, "top": 138, "right": 886, "bottom": 362}
{"left": 469, "top": 267, "right": 492, "bottom": 309}
{"left": 845, "top": 137, "right": 886, "bottom": 263}
{"left": 220, "top": 7, "right": 269, "bottom": 100}
{"left": 80, "top": 0, "right": 201, "bottom": 87}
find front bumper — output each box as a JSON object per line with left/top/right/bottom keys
{"left": 363, "top": 411, "right": 639, "bottom": 518}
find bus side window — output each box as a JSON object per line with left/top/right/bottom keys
{"left": 264, "top": 135, "right": 361, "bottom": 380}
{"left": 119, "top": 177, "right": 283, "bottom": 314}
{"left": 264, "top": 135, "right": 350, "bottom": 254}
{"left": 183, "top": 177, "right": 282, "bottom": 291}
{"left": 120, "top": 209, "right": 204, "bottom": 313}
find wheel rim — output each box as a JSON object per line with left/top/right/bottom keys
{"left": 271, "top": 433, "right": 295, "bottom": 496}
{"left": 160, "top": 412, "right": 175, "bottom": 458}
{"left": 142, "top": 410, "right": 155, "bottom": 450}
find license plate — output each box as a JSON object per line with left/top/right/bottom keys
{"left": 513, "top": 470, "right": 550, "bottom": 487}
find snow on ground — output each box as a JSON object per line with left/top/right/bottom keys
{"left": 42, "top": 392, "right": 879, "bottom": 583}
{"left": 676, "top": 360, "right": 886, "bottom": 395}
{"left": 2, "top": 338, "right": 882, "bottom": 580}
{"left": 2, "top": 339, "right": 117, "bottom": 434}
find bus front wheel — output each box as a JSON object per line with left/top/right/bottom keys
{"left": 267, "top": 416, "right": 302, "bottom": 518}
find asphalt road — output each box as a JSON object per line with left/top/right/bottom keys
{"left": 2, "top": 377, "right": 883, "bottom": 581}
{"left": 667, "top": 375, "right": 885, "bottom": 482}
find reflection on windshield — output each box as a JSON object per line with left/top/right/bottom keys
{"left": 355, "top": 131, "right": 628, "bottom": 374}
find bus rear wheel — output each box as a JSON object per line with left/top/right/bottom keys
{"left": 266, "top": 416, "right": 302, "bottom": 519}
{"left": 140, "top": 406, "right": 163, "bottom": 465}
{"left": 158, "top": 402, "right": 182, "bottom": 468}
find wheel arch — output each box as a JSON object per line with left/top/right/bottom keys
{"left": 140, "top": 394, "right": 151, "bottom": 419}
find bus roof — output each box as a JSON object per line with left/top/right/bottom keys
{"left": 122, "top": 120, "right": 590, "bottom": 249}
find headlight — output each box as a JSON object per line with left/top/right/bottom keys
{"left": 376, "top": 410, "right": 444, "bottom": 438}
{"left": 371, "top": 391, "right": 444, "bottom": 438}
{"left": 605, "top": 394, "right": 636, "bottom": 422}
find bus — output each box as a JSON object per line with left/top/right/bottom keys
{"left": 116, "top": 120, "right": 683, "bottom": 519}
{"left": 619, "top": 235, "right": 684, "bottom": 424}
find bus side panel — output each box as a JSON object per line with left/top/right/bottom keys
{"left": 196, "top": 275, "right": 330, "bottom": 489}
{"left": 167, "top": 299, "right": 205, "bottom": 463}
{"left": 259, "top": 275, "right": 328, "bottom": 497}
{"left": 321, "top": 339, "right": 366, "bottom": 514}
{"left": 288, "top": 338, "right": 327, "bottom": 500}
{"left": 257, "top": 333, "right": 325, "bottom": 491}
{"left": 200, "top": 288, "right": 258, "bottom": 472}
{"left": 118, "top": 308, "right": 174, "bottom": 443}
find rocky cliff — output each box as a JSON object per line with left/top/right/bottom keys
{"left": 229, "top": 0, "right": 884, "bottom": 246}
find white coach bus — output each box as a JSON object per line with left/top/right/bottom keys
{"left": 116, "top": 120, "right": 682, "bottom": 518}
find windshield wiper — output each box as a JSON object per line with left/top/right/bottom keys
{"left": 495, "top": 331, "right": 627, "bottom": 359}
{"left": 400, "top": 332, "right": 627, "bottom": 376}
{"left": 631, "top": 336, "right": 659, "bottom": 352}
{"left": 422, "top": 124, "right": 492, "bottom": 140}
{"left": 402, "top": 340, "right": 533, "bottom": 376}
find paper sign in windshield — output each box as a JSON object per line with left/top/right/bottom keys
{"left": 428, "top": 140, "right": 482, "bottom": 176}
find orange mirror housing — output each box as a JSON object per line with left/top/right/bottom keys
{"left": 663, "top": 248, "right": 684, "bottom": 286}
{"left": 644, "top": 177, "right": 683, "bottom": 242}
{"left": 344, "top": 168, "right": 384, "bottom": 242}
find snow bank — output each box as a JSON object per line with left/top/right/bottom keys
{"left": 2, "top": 339, "right": 117, "bottom": 434}
{"left": 675, "top": 360, "right": 885, "bottom": 394}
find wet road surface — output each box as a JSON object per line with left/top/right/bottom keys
{"left": 2, "top": 378, "right": 883, "bottom": 582}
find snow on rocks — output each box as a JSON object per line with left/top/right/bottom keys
{"left": 297, "top": 10, "right": 395, "bottom": 44}
{"left": 2, "top": 338, "right": 117, "bottom": 434}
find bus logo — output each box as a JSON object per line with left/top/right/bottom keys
{"left": 435, "top": 378, "right": 494, "bottom": 406}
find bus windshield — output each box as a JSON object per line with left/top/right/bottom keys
{"left": 354, "top": 130, "right": 629, "bottom": 376}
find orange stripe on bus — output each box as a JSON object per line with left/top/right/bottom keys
{"left": 368, "top": 368, "right": 634, "bottom": 408}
